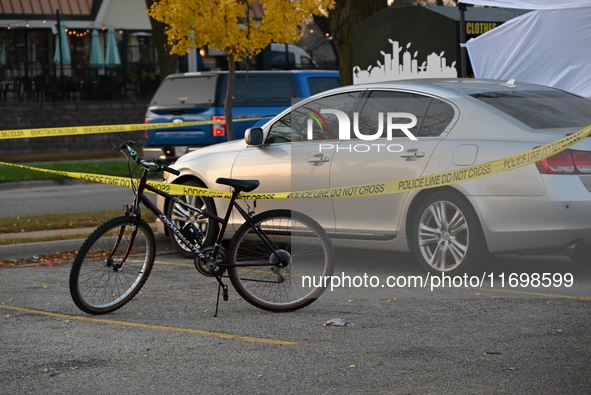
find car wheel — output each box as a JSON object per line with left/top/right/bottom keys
{"left": 412, "top": 191, "right": 487, "bottom": 274}
{"left": 568, "top": 243, "right": 591, "bottom": 264}
{"left": 166, "top": 179, "right": 219, "bottom": 258}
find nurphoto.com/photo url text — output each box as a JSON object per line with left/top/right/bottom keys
{"left": 302, "top": 272, "right": 574, "bottom": 292}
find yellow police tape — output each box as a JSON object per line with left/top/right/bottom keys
{"left": 1, "top": 123, "right": 590, "bottom": 199}
{"left": 0, "top": 118, "right": 267, "bottom": 140}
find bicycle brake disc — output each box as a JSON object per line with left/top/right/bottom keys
{"left": 195, "top": 246, "right": 227, "bottom": 277}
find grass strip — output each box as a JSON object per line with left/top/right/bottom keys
{"left": 0, "top": 210, "right": 157, "bottom": 234}
{"left": 1, "top": 150, "right": 123, "bottom": 163}
{"left": 0, "top": 161, "right": 133, "bottom": 183}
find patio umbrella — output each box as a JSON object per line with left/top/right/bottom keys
{"left": 105, "top": 27, "right": 121, "bottom": 68}
{"left": 88, "top": 29, "right": 104, "bottom": 68}
{"left": 53, "top": 21, "right": 71, "bottom": 64}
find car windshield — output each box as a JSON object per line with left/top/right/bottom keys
{"left": 471, "top": 90, "right": 591, "bottom": 129}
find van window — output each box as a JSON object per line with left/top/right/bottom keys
{"left": 271, "top": 51, "right": 295, "bottom": 69}
{"left": 151, "top": 75, "right": 217, "bottom": 107}
{"left": 300, "top": 56, "right": 313, "bottom": 69}
{"left": 218, "top": 75, "right": 297, "bottom": 107}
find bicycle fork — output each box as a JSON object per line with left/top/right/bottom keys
{"left": 104, "top": 221, "right": 138, "bottom": 271}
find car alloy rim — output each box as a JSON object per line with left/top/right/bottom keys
{"left": 170, "top": 195, "right": 208, "bottom": 250}
{"left": 418, "top": 200, "right": 469, "bottom": 272}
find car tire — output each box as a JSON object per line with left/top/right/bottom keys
{"left": 411, "top": 191, "right": 488, "bottom": 274}
{"left": 568, "top": 243, "right": 591, "bottom": 264}
{"left": 166, "top": 179, "right": 219, "bottom": 258}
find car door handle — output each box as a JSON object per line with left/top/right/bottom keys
{"left": 400, "top": 151, "right": 425, "bottom": 158}
{"left": 308, "top": 155, "right": 330, "bottom": 163}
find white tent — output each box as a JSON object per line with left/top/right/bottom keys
{"left": 460, "top": 1, "right": 591, "bottom": 9}
{"left": 462, "top": 1, "right": 591, "bottom": 98}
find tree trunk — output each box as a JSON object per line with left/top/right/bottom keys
{"left": 225, "top": 53, "right": 236, "bottom": 141}
{"left": 145, "top": 0, "right": 178, "bottom": 81}
{"left": 329, "top": 0, "right": 389, "bottom": 86}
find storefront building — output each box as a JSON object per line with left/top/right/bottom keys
{"left": 0, "top": 0, "right": 156, "bottom": 101}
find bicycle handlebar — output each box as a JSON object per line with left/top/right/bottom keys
{"left": 116, "top": 135, "right": 180, "bottom": 176}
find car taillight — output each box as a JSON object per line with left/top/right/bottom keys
{"left": 536, "top": 149, "right": 591, "bottom": 174}
{"left": 212, "top": 116, "right": 226, "bottom": 136}
{"left": 144, "top": 118, "right": 149, "bottom": 138}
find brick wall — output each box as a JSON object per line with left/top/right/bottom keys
{"left": 0, "top": 101, "right": 149, "bottom": 157}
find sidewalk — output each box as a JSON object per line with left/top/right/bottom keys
{"left": 0, "top": 178, "right": 165, "bottom": 260}
{"left": 0, "top": 227, "right": 173, "bottom": 260}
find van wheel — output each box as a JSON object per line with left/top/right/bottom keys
{"left": 411, "top": 192, "right": 487, "bottom": 274}
{"left": 167, "top": 179, "right": 219, "bottom": 258}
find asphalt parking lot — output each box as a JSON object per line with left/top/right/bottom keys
{"left": 2, "top": 244, "right": 591, "bottom": 394}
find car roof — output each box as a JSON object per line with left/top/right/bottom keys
{"left": 333, "top": 78, "right": 565, "bottom": 99}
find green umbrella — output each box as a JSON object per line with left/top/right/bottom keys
{"left": 53, "top": 21, "right": 70, "bottom": 64}
{"left": 88, "top": 30, "right": 104, "bottom": 68}
{"left": 105, "top": 27, "right": 121, "bottom": 68}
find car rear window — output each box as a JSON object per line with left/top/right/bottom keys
{"left": 150, "top": 75, "right": 217, "bottom": 107}
{"left": 307, "top": 76, "right": 340, "bottom": 96}
{"left": 471, "top": 90, "right": 591, "bottom": 129}
{"left": 218, "top": 75, "right": 297, "bottom": 107}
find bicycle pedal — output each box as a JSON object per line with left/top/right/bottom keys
{"left": 222, "top": 285, "right": 229, "bottom": 301}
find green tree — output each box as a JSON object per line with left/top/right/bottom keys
{"left": 148, "top": 0, "right": 335, "bottom": 140}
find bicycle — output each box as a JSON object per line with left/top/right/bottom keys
{"left": 69, "top": 137, "right": 334, "bottom": 316}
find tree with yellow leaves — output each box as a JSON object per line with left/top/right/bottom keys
{"left": 148, "top": 0, "right": 335, "bottom": 140}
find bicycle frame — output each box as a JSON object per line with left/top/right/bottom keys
{"left": 129, "top": 169, "right": 282, "bottom": 268}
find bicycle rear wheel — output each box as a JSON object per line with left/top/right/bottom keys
{"left": 228, "top": 209, "right": 334, "bottom": 312}
{"left": 69, "top": 216, "right": 155, "bottom": 315}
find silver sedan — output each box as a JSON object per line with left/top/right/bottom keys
{"left": 158, "top": 78, "right": 591, "bottom": 274}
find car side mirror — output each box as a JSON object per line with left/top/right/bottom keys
{"left": 245, "top": 127, "right": 264, "bottom": 146}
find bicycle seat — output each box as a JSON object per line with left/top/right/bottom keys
{"left": 216, "top": 178, "right": 260, "bottom": 193}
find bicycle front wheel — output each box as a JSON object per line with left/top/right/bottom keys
{"left": 69, "top": 216, "right": 156, "bottom": 315}
{"left": 228, "top": 210, "right": 334, "bottom": 312}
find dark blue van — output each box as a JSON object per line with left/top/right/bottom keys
{"left": 143, "top": 70, "right": 339, "bottom": 160}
